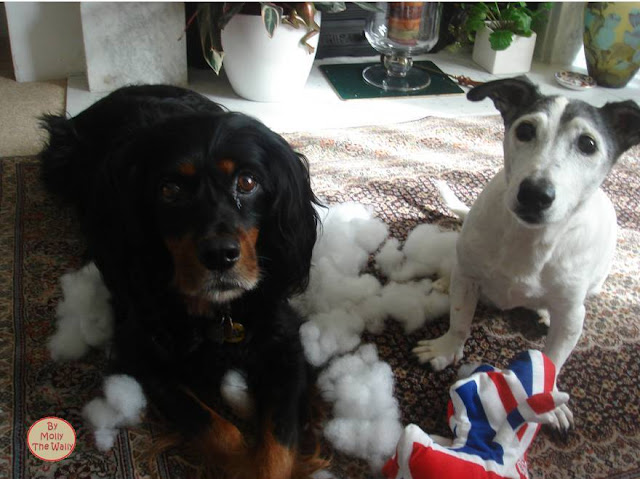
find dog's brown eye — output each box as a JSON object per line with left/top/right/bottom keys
{"left": 578, "top": 135, "right": 597, "bottom": 155}
{"left": 160, "top": 182, "right": 181, "bottom": 202}
{"left": 236, "top": 174, "right": 257, "bottom": 194}
{"left": 515, "top": 122, "right": 536, "bottom": 142}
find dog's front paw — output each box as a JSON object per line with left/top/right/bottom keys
{"left": 432, "top": 276, "right": 450, "bottom": 294}
{"left": 537, "top": 309, "right": 551, "bottom": 327}
{"left": 412, "top": 334, "right": 464, "bottom": 371}
{"left": 550, "top": 402, "right": 574, "bottom": 434}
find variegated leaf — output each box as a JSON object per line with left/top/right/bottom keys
{"left": 197, "top": 4, "right": 224, "bottom": 75}
{"left": 261, "top": 3, "right": 283, "bottom": 38}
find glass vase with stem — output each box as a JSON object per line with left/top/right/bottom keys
{"left": 363, "top": 2, "right": 442, "bottom": 92}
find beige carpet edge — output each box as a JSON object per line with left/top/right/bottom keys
{"left": 0, "top": 77, "right": 66, "bottom": 157}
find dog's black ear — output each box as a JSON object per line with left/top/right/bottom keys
{"left": 601, "top": 100, "right": 640, "bottom": 157}
{"left": 39, "top": 114, "right": 154, "bottom": 296}
{"left": 259, "top": 134, "right": 319, "bottom": 299}
{"left": 467, "top": 76, "right": 542, "bottom": 125}
{"left": 39, "top": 114, "right": 83, "bottom": 203}
{"left": 82, "top": 137, "right": 172, "bottom": 302}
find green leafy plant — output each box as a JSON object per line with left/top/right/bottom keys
{"left": 462, "top": 2, "right": 552, "bottom": 51}
{"left": 194, "top": 2, "right": 379, "bottom": 74}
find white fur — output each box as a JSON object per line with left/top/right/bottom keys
{"left": 48, "top": 262, "right": 113, "bottom": 361}
{"left": 82, "top": 374, "right": 147, "bottom": 451}
{"left": 434, "top": 179, "right": 470, "bottom": 220}
{"left": 414, "top": 96, "right": 619, "bottom": 382}
{"left": 501, "top": 98, "right": 614, "bottom": 226}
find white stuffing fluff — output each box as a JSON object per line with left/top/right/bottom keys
{"left": 82, "top": 374, "right": 147, "bottom": 451}
{"left": 294, "top": 202, "right": 457, "bottom": 471}
{"left": 385, "top": 224, "right": 458, "bottom": 283}
{"left": 378, "top": 280, "right": 450, "bottom": 334}
{"left": 48, "top": 262, "right": 113, "bottom": 361}
{"left": 318, "top": 344, "right": 403, "bottom": 471}
{"left": 295, "top": 203, "right": 456, "bottom": 366}
{"left": 220, "top": 369, "right": 255, "bottom": 420}
{"left": 293, "top": 203, "right": 390, "bottom": 366}
{"left": 374, "top": 238, "right": 405, "bottom": 278}
{"left": 312, "top": 203, "right": 389, "bottom": 277}
{"left": 300, "top": 309, "right": 365, "bottom": 367}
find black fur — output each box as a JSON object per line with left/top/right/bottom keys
{"left": 466, "top": 75, "right": 542, "bottom": 127}
{"left": 40, "top": 85, "right": 322, "bottom": 474}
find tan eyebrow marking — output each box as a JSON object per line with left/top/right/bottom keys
{"left": 178, "top": 163, "right": 197, "bottom": 176}
{"left": 217, "top": 158, "right": 235, "bottom": 175}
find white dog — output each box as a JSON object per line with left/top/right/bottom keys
{"left": 413, "top": 77, "right": 640, "bottom": 427}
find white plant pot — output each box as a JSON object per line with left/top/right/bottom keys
{"left": 472, "top": 25, "right": 537, "bottom": 75}
{"left": 221, "top": 12, "right": 321, "bottom": 102}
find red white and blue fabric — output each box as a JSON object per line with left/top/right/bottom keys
{"left": 383, "top": 350, "right": 568, "bottom": 479}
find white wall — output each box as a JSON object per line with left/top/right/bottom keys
{"left": 534, "top": 2, "right": 585, "bottom": 66}
{"left": 5, "top": 2, "right": 85, "bottom": 82}
{"left": 81, "top": 2, "right": 187, "bottom": 92}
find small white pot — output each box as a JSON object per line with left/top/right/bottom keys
{"left": 472, "top": 25, "right": 537, "bottom": 75}
{"left": 221, "top": 12, "right": 321, "bottom": 102}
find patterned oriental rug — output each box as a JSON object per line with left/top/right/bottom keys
{"left": 1, "top": 115, "right": 639, "bottom": 479}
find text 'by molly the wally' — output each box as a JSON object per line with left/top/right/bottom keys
{"left": 28, "top": 417, "right": 76, "bottom": 461}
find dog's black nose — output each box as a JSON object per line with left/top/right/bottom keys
{"left": 198, "top": 237, "right": 241, "bottom": 271}
{"left": 517, "top": 178, "right": 555, "bottom": 211}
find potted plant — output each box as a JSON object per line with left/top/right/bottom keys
{"left": 193, "top": 2, "right": 377, "bottom": 102}
{"left": 461, "top": 2, "right": 552, "bottom": 74}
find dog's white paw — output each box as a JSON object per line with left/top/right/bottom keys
{"left": 412, "top": 335, "right": 464, "bottom": 371}
{"left": 550, "top": 402, "right": 574, "bottom": 432}
{"left": 537, "top": 309, "right": 551, "bottom": 327}
{"left": 432, "top": 277, "right": 450, "bottom": 294}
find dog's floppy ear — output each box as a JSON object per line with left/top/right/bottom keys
{"left": 86, "top": 138, "right": 172, "bottom": 301}
{"left": 467, "top": 76, "right": 542, "bottom": 125}
{"left": 39, "top": 114, "right": 159, "bottom": 297}
{"left": 259, "top": 133, "right": 320, "bottom": 298}
{"left": 601, "top": 100, "right": 640, "bottom": 157}
{"left": 39, "top": 114, "right": 82, "bottom": 204}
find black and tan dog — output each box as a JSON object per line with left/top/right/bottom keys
{"left": 40, "top": 85, "right": 326, "bottom": 478}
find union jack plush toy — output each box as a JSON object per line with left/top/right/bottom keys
{"left": 383, "top": 350, "right": 569, "bottom": 479}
